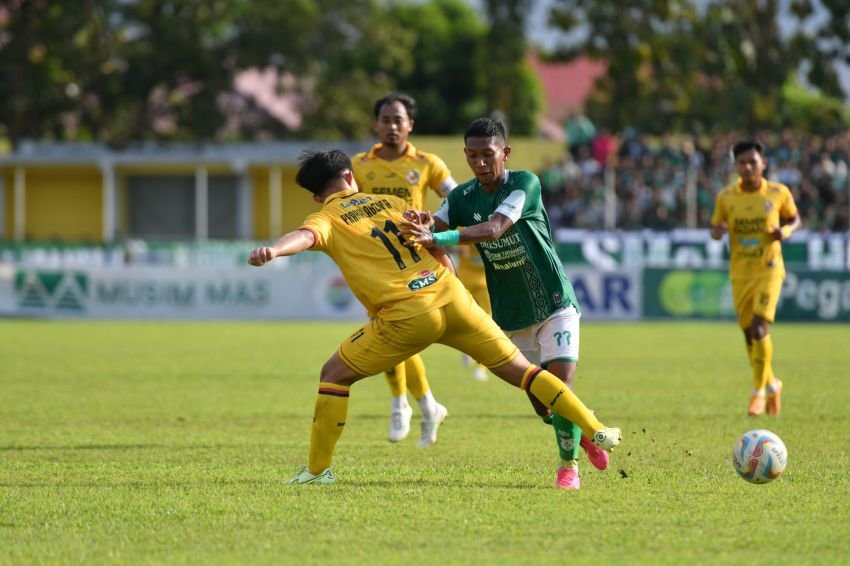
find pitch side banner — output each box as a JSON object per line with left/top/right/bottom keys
{"left": 565, "top": 267, "right": 641, "bottom": 321}
{"left": 555, "top": 229, "right": 850, "bottom": 271}
{"left": 643, "top": 268, "right": 850, "bottom": 322}
{"left": 4, "top": 260, "right": 367, "bottom": 320}
{"left": 1, "top": 261, "right": 641, "bottom": 321}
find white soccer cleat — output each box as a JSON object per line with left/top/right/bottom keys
{"left": 388, "top": 405, "right": 413, "bottom": 443}
{"left": 418, "top": 403, "right": 448, "bottom": 448}
{"left": 592, "top": 427, "right": 622, "bottom": 452}
{"left": 287, "top": 466, "right": 335, "bottom": 485}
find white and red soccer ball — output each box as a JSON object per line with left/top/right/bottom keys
{"left": 731, "top": 429, "right": 788, "bottom": 484}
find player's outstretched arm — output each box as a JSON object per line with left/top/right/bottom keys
{"left": 248, "top": 229, "right": 316, "bottom": 267}
{"left": 400, "top": 213, "right": 512, "bottom": 248}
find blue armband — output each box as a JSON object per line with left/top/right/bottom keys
{"left": 433, "top": 230, "right": 460, "bottom": 246}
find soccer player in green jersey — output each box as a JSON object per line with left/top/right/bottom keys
{"left": 401, "top": 117, "right": 611, "bottom": 490}
{"left": 248, "top": 148, "right": 621, "bottom": 485}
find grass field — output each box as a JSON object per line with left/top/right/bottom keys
{"left": 1, "top": 320, "right": 849, "bottom": 564}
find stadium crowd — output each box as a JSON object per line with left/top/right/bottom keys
{"left": 539, "top": 128, "right": 850, "bottom": 232}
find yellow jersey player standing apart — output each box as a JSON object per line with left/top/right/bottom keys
{"left": 247, "top": 149, "right": 621, "bottom": 485}
{"left": 711, "top": 140, "right": 801, "bottom": 416}
{"left": 352, "top": 93, "right": 457, "bottom": 447}
{"left": 456, "top": 244, "right": 491, "bottom": 381}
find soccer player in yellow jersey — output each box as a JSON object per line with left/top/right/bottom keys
{"left": 247, "top": 149, "right": 621, "bottom": 485}
{"left": 456, "top": 244, "right": 491, "bottom": 381}
{"left": 711, "top": 140, "right": 801, "bottom": 416}
{"left": 352, "top": 93, "right": 457, "bottom": 446}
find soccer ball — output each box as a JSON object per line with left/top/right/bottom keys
{"left": 731, "top": 429, "right": 788, "bottom": 484}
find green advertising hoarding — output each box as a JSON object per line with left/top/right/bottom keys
{"left": 644, "top": 268, "right": 850, "bottom": 322}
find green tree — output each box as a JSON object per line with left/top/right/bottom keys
{"left": 547, "top": 0, "right": 849, "bottom": 133}
{"left": 385, "top": 0, "right": 488, "bottom": 134}
{"left": 482, "top": 0, "right": 543, "bottom": 135}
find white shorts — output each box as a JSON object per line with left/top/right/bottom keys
{"left": 504, "top": 305, "right": 580, "bottom": 367}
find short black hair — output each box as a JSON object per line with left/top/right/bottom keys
{"left": 295, "top": 149, "right": 352, "bottom": 195}
{"left": 464, "top": 117, "right": 507, "bottom": 144}
{"left": 373, "top": 92, "right": 416, "bottom": 120}
{"left": 732, "top": 140, "right": 765, "bottom": 159}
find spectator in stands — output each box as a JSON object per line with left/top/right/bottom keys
{"left": 537, "top": 128, "right": 850, "bottom": 232}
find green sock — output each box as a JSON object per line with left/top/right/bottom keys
{"left": 552, "top": 414, "right": 581, "bottom": 461}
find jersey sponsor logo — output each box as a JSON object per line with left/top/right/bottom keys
{"left": 340, "top": 196, "right": 374, "bottom": 208}
{"left": 407, "top": 270, "right": 439, "bottom": 291}
{"left": 733, "top": 217, "right": 765, "bottom": 235}
{"left": 406, "top": 169, "right": 421, "bottom": 184}
{"left": 369, "top": 186, "right": 411, "bottom": 200}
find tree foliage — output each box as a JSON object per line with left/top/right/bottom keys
{"left": 0, "top": 0, "right": 544, "bottom": 146}
{"left": 548, "top": 0, "right": 850, "bottom": 133}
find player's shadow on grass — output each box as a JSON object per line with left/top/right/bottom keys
{"left": 352, "top": 413, "right": 539, "bottom": 421}
{"left": 342, "top": 478, "right": 545, "bottom": 489}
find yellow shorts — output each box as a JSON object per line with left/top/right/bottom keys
{"left": 732, "top": 274, "right": 784, "bottom": 328}
{"left": 338, "top": 278, "right": 517, "bottom": 377}
{"left": 465, "top": 281, "right": 492, "bottom": 315}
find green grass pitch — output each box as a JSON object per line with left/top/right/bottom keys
{"left": 1, "top": 320, "right": 849, "bottom": 564}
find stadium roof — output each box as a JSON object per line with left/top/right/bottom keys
{"left": 0, "top": 140, "right": 368, "bottom": 167}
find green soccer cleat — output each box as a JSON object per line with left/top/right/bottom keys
{"left": 287, "top": 466, "right": 335, "bottom": 485}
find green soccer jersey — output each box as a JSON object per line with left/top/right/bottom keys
{"left": 435, "top": 170, "right": 579, "bottom": 331}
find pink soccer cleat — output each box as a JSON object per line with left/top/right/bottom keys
{"left": 580, "top": 434, "right": 610, "bottom": 471}
{"left": 555, "top": 466, "right": 581, "bottom": 490}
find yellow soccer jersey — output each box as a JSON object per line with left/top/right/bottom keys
{"left": 352, "top": 142, "right": 453, "bottom": 210}
{"left": 711, "top": 179, "right": 798, "bottom": 280}
{"left": 300, "top": 189, "right": 455, "bottom": 321}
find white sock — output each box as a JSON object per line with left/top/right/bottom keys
{"left": 391, "top": 395, "right": 409, "bottom": 412}
{"left": 417, "top": 390, "right": 438, "bottom": 420}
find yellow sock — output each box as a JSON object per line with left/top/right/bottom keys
{"left": 747, "top": 339, "right": 776, "bottom": 383}
{"left": 308, "top": 382, "right": 350, "bottom": 475}
{"left": 521, "top": 365, "right": 604, "bottom": 438}
{"left": 404, "top": 354, "right": 429, "bottom": 400}
{"left": 385, "top": 363, "right": 406, "bottom": 398}
{"left": 751, "top": 336, "right": 773, "bottom": 393}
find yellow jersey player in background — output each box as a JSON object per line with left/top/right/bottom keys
{"left": 352, "top": 93, "right": 457, "bottom": 447}
{"left": 247, "top": 148, "right": 621, "bottom": 485}
{"left": 711, "top": 140, "right": 801, "bottom": 417}
{"left": 456, "top": 244, "right": 491, "bottom": 381}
